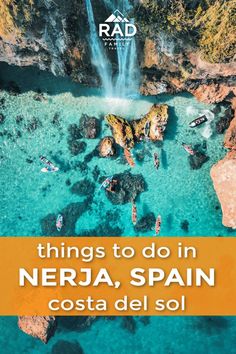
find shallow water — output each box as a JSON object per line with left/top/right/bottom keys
{"left": 0, "top": 64, "right": 236, "bottom": 354}
{"left": 1, "top": 316, "right": 236, "bottom": 354}
{"left": 0, "top": 64, "right": 234, "bottom": 237}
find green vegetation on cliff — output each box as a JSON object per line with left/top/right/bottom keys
{"left": 196, "top": 0, "right": 236, "bottom": 63}
{"left": 0, "top": 0, "right": 34, "bottom": 40}
{"left": 135, "top": 0, "right": 236, "bottom": 63}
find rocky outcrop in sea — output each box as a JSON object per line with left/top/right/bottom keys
{"left": 18, "top": 316, "right": 57, "bottom": 344}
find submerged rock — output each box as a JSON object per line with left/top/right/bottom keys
{"left": 52, "top": 113, "right": 61, "bottom": 126}
{"left": 181, "top": 220, "right": 189, "bottom": 232}
{"left": 58, "top": 316, "right": 95, "bottom": 331}
{"left": 16, "top": 115, "right": 24, "bottom": 124}
{"left": 0, "top": 98, "right": 5, "bottom": 108}
{"left": 68, "top": 124, "right": 82, "bottom": 140}
{"left": 51, "top": 340, "right": 84, "bottom": 354}
{"left": 68, "top": 140, "right": 86, "bottom": 156}
{"left": 224, "top": 105, "right": 236, "bottom": 149}
{"left": 26, "top": 117, "right": 42, "bottom": 132}
{"left": 7, "top": 81, "right": 21, "bottom": 95}
{"left": 71, "top": 179, "right": 95, "bottom": 196}
{"left": 134, "top": 212, "right": 155, "bottom": 232}
{"left": 79, "top": 114, "right": 100, "bottom": 139}
{"left": 33, "top": 92, "right": 47, "bottom": 102}
{"left": 188, "top": 151, "right": 209, "bottom": 170}
{"left": 65, "top": 178, "right": 71, "bottom": 186}
{"left": 121, "top": 317, "right": 136, "bottom": 334}
{"left": 18, "top": 316, "right": 56, "bottom": 344}
{"left": 211, "top": 151, "right": 236, "bottom": 229}
{"left": 92, "top": 165, "right": 100, "bottom": 181}
{"left": 74, "top": 161, "right": 88, "bottom": 174}
{"left": 104, "top": 172, "right": 146, "bottom": 205}
{"left": 140, "top": 317, "right": 150, "bottom": 326}
{"left": 41, "top": 200, "right": 91, "bottom": 236}
{"left": 84, "top": 147, "right": 99, "bottom": 163}
{"left": 106, "top": 114, "right": 134, "bottom": 150}
{"left": 132, "top": 104, "right": 169, "bottom": 141}
{"left": 99, "top": 136, "right": 116, "bottom": 157}
{"left": 0, "top": 113, "right": 5, "bottom": 124}
{"left": 216, "top": 107, "right": 234, "bottom": 134}
{"left": 135, "top": 149, "right": 146, "bottom": 162}
{"left": 82, "top": 223, "right": 123, "bottom": 236}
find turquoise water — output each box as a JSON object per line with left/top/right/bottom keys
{"left": 1, "top": 63, "right": 236, "bottom": 354}
{"left": 0, "top": 64, "right": 234, "bottom": 237}
{"left": 1, "top": 316, "right": 236, "bottom": 354}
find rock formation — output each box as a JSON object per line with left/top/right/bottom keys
{"left": 224, "top": 118, "right": 236, "bottom": 150}
{"left": 131, "top": 104, "right": 168, "bottom": 141}
{"left": 99, "top": 136, "right": 116, "bottom": 157}
{"left": 134, "top": 212, "right": 156, "bottom": 232}
{"left": 188, "top": 151, "right": 209, "bottom": 170}
{"left": 0, "top": 0, "right": 235, "bottom": 103}
{"left": 210, "top": 96, "right": 236, "bottom": 228}
{"left": 106, "top": 104, "right": 169, "bottom": 150}
{"left": 224, "top": 99, "right": 236, "bottom": 150}
{"left": 0, "top": 0, "right": 94, "bottom": 84}
{"left": 104, "top": 172, "right": 146, "bottom": 205}
{"left": 189, "top": 84, "right": 236, "bottom": 105}
{"left": 138, "top": 1, "right": 236, "bottom": 101}
{"left": 18, "top": 316, "right": 56, "bottom": 343}
{"left": 79, "top": 114, "right": 100, "bottom": 139}
{"left": 211, "top": 151, "right": 236, "bottom": 229}
{"left": 105, "top": 114, "right": 134, "bottom": 150}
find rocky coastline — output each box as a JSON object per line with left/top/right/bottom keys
{"left": 0, "top": 0, "right": 236, "bottom": 344}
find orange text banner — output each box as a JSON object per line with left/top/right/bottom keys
{"left": 0, "top": 237, "right": 236, "bottom": 316}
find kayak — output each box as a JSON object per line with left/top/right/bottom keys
{"left": 182, "top": 143, "right": 196, "bottom": 156}
{"left": 189, "top": 115, "right": 208, "bottom": 128}
{"left": 100, "top": 176, "right": 113, "bottom": 189}
{"left": 155, "top": 215, "right": 161, "bottom": 236}
{"left": 154, "top": 152, "right": 160, "bottom": 169}
{"left": 56, "top": 214, "right": 63, "bottom": 232}
{"left": 124, "top": 149, "right": 135, "bottom": 167}
{"left": 41, "top": 167, "right": 59, "bottom": 173}
{"left": 132, "top": 202, "right": 137, "bottom": 225}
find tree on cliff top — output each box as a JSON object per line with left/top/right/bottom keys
{"left": 195, "top": 0, "right": 236, "bottom": 63}
{"left": 135, "top": 0, "right": 236, "bottom": 63}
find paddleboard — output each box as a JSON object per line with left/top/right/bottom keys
{"left": 41, "top": 167, "right": 59, "bottom": 173}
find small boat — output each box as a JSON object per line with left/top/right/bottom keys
{"left": 182, "top": 143, "right": 196, "bottom": 156}
{"left": 40, "top": 156, "right": 54, "bottom": 166}
{"left": 124, "top": 149, "right": 135, "bottom": 167}
{"left": 132, "top": 202, "right": 137, "bottom": 225}
{"left": 56, "top": 214, "right": 63, "bottom": 232}
{"left": 154, "top": 152, "right": 160, "bottom": 169}
{"left": 189, "top": 115, "right": 208, "bottom": 128}
{"left": 144, "top": 121, "right": 150, "bottom": 138}
{"left": 155, "top": 215, "right": 161, "bottom": 236}
{"left": 40, "top": 156, "right": 59, "bottom": 172}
